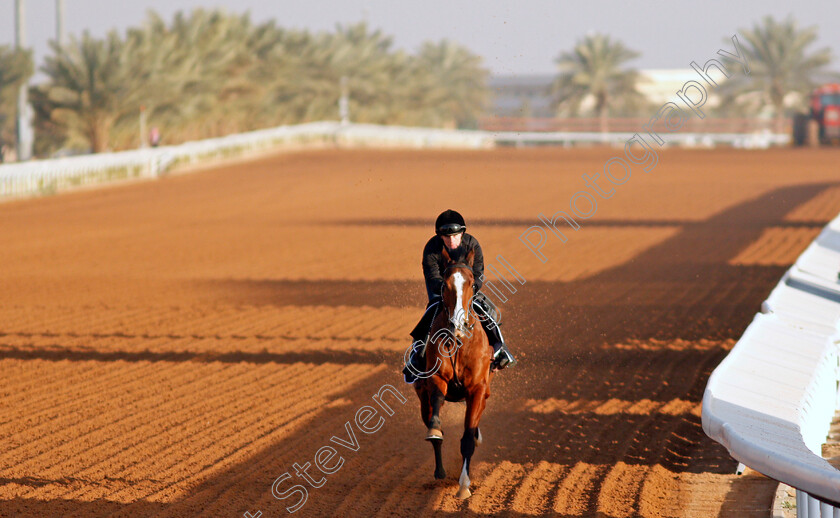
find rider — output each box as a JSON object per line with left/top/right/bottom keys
{"left": 403, "top": 209, "right": 516, "bottom": 383}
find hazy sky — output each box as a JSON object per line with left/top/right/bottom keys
{"left": 1, "top": 0, "right": 838, "bottom": 79}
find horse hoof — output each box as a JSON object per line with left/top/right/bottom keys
{"left": 434, "top": 470, "right": 446, "bottom": 480}
{"left": 455, "top": 486, "right": 471, "bottom": 499}
{"left": 425, "top": 428, "right": 443, "bottom": 441}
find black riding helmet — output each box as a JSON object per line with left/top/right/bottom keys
{"left": 435, "top": 209, "right": 466, "bottom": 236}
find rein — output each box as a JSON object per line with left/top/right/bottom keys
{"left": 437, "top": 261, "right": 476, "bottom": 391}
{"left": 443, "top": 262, "right": 473, "bottom": 276}
{"left": 439, "top": 262, "right": 476, "bottom": 332}
{"left": 438, "top": 330, "right": 465, "bottom": 392}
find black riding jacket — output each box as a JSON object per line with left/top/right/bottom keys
{"left": 422, "top": 233, "right": 484, "bottom": 303}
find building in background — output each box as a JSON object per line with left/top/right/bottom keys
{"left": 488, "top": 75, "right": 555, "bottom": 118}
{"left": 636, "top": 69, "right": 717, "bottom": 106}
{"left": 488, "top": 69, "right": 727, "bottom": 119}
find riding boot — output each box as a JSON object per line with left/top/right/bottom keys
{"left": 402, "top": 341, "right": 427, "bottom": 383}
{"left": 404, "top": 301, "right": 440, "bottom": 384}
{"left": 481, "top": 317, "right": 516, "bottom": 371}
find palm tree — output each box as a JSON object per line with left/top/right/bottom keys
{"left": 165, "top": 9, "right": 259, "bottom": 138}
{"left": 717, "top": 16, "right": 833, "bottom": 133}
{"left": 322, "top": 23, "right": 406, "bottom": 124}
{"left": 0, "top": 46, "right": 33, "bottom": 158}
{"left": 552, "top": 34, "right": 644, "bottom": 133}
{"left": 413, "top": 40, "right": 488, "bottom": 128}
{"left": 109, "top": 12, "right": 183, "bottom": 148}
{"left": 263, "top": 23, "right": 406, "bottom": 125}
{"left": 117, "top": 9, "right": 259, "bottom": 143}
{"left": 29, "top": 10, "right": 496, "bottom": 154}
{"left": 34, "top": 31, "right": 128, "bottom": 152}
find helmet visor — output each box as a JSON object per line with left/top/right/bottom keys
{"left": 437, "top": 223, "right": 466, "bottom": 236}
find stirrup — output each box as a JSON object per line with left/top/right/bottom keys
{"left": 491, "top": 347, "right": 516, "bottom": 371}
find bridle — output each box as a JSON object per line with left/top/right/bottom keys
{"left": 435, "top": 261, "right": 475, "bottom": 391}
{"left": 442, "top": 261, "right": 472, "bottom": 276}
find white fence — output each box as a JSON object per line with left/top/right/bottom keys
{"left": 491, "top": 130, "right": 790, "bottom": 148}
{"left": 702, "top": 215, "right": 840, "bottom": 516}
{"left": 0, "top": 121, "right": 794, "bottom": 200}
{"left": 0, "top": 122, "right": 492, "bottom": 199}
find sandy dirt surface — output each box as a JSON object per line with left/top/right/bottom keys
{"left": 0, "top": 146, "right": 839, "bottom": 517}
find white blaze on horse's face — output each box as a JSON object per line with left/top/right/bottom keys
{"left": 450, "top": 272, "right": 468, "bottom": 337}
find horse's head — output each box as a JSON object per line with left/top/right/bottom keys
{"left": 440, "top": 246, "right": 476, "bottom": 340}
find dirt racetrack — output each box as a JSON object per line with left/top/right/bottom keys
{"left": 0, "top": 146, "right": 839, "bottom": 517}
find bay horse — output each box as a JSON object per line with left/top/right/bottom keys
{"left": 414, "top": 247, "right": 493, "bottom": 499}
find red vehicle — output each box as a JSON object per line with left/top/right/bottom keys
{"left": 794, "top": 83, "right": 840, "bottom": 145}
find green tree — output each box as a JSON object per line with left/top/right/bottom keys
{"left": 263, "top": 23, "right": 407, "bottom": 124}
{"left": 0, "top": 46, "right": 33, "bottom": 159}
{"left": 30, "top": 10, "right": 494, "bottom": 155}
{"left": 34, "top": 10, "right": 262, "bottom": 152}
{"left": 718, "top": 16, "right": 834, "bottom": 133}
{"left": 552, "top": 33, "right": 644, "bottom": 133}
{"left": 34, "top": 31, "right": 128, "bottom": 152}
{"left": 115, "top": 9, "right": 259, "bottom": 145}
{"left": 413, "top": 40, "right": 488, "bottom": 128}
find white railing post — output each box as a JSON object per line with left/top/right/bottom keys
{"left": 810, "top": 494, "right": 821, "bottom": 517}
{"left": 798, "top": 490, "right": 809, "bottom": 518}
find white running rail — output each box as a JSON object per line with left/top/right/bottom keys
{"left": 0, "top": 122, "right": 492, "bottom": 199}
{"left": 703, "top": 214, "right": 840, "bottom": 516}
{"left": 0, "top": 121, "right": 792, "bottom": 200}
{"left": 490, "top": 130, "right": 790, "bottom": 148}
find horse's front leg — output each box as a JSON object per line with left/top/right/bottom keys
{"left": 415, "top": 383, "right": 432, "bottom": 429}
{"left": 426, "top": 377, "right": 446, "bottom": 440}
{"left": 457, "top": 384, "right": 487, "bottom": 499}
{"left": 425, "top": 377, "right": 447, "bottom": 479}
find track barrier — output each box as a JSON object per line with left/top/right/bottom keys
{"left": 0, "top": 121, "right": 790, "bottom": 201}
{"left": 0, "top": 122, "right": 492, "bottom": 200}
{"left": 703, "top": 214, "right": 840, "bottom": 516}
